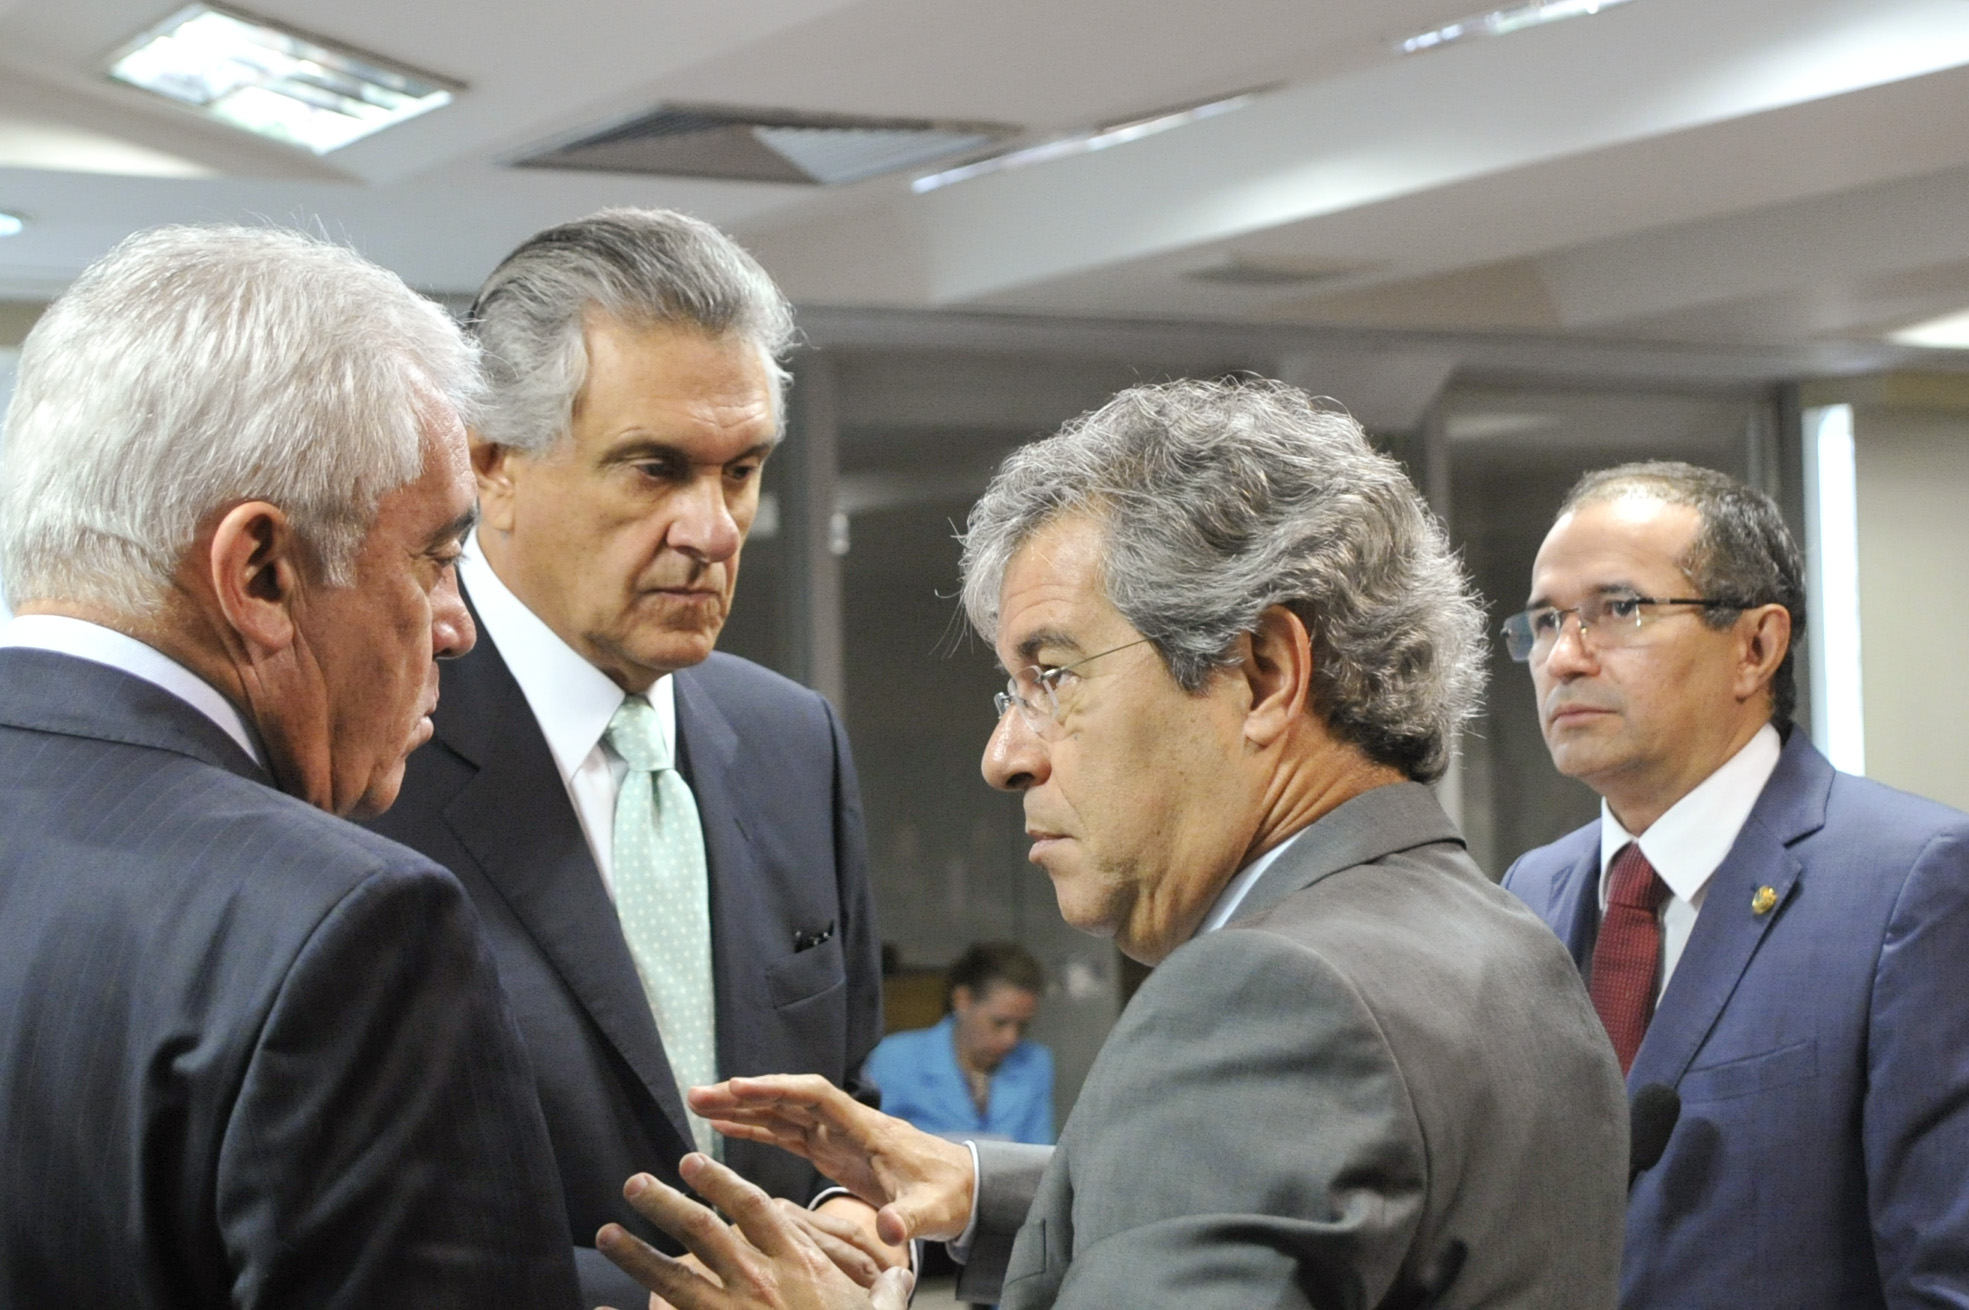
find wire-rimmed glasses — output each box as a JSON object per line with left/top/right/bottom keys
{"left": 1501, "top": 594, "right": 1742, "bottom": 663}
{"left": 992, "top": 638, "right": 1153, "bottom": 735}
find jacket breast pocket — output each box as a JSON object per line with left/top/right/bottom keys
{"left": 1679, "top": 1038, "right": 1818, "bottom": 1104}
{"left": 765, "top": 935, "right": 845, "bottom": 1010}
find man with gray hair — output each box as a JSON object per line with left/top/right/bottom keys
{"left": 0, "top": 226, "right": 579, "bottom": 1305}
{"left": 596, "top": 378, "right": 1629, "bottom": 1310}
{"left": 367, "top": 208, "right": 887, "bottom": 1305}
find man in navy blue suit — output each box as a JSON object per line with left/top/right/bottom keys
{"left": 0, "top": 226, "right": 580, "bottom": 1305}
{"left": 1502, "top": 461, "right": 1969, "bottom": 1309}
{"left": 366, "top": 208, "right": 888, "bottom": 1307}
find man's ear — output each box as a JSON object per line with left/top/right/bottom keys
{"left": 206, "top": 501, "right": 303, "bottom": 654}
{"left": 1734, "top": 603, "right": 1792, "bottom": 705}
{"left": 472, "top": 437, "right": 522, "bottom": 533}
{"left": 1242, "top": 604, "right": 1315, "bottom": 749}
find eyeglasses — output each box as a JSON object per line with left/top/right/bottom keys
{"left": 1501, "top": 595, "right": 1742, "bottom": 663}
{"left": 993, "top": 638, "right": 1153, "bottom": 736}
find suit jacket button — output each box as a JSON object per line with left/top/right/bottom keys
{"left": 1751, "top": 886, "right": 1778, "bottom": 915}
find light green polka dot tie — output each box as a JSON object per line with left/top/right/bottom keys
{"left": 607, "top": 694, "right": 717, "bottom": 1155}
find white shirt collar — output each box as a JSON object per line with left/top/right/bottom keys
{"left": 458, "top": 530, "right": 675, "bottom": 779}
{"left": 1598, "top": 721, "right": 1783, "bottom": 906}
{"left": 1198, "top": 826, "right": 1309, "bottom": 934}
{"left": 0, "top": 613, "right": 263, "bottom": 766}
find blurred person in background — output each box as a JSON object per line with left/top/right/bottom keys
{"left": 865, "top": 942, "right": 1054, "bottom": 1146}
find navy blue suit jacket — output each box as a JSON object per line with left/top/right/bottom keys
{"left": 0, "top": 648, "right": 578, "bottom": 1309}
{"left": 1505, "top": 728, "right": 1969, "bottom": 1309}
{"left": 367, "top": 624, "right": 882, "bottom": 1304}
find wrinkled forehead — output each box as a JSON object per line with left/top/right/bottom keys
{"left": 994, "top": 518, "right": 1116, "bottom": 650}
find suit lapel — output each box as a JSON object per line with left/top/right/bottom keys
{"left": 1628, "top": 730, "right": 1830, "bottom": 1090}
{"left": 435, "top": 632, "right": 696, "bottom": 1149}
{"left": 672, "top": 665, "right": 761, "bottom": 1082}
{"left": 1550, "top": 841, "right": 1602, "bottom": 973}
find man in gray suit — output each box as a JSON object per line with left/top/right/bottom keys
{"left": 590, "top": 380, "right": 1629, "bottom": 1309}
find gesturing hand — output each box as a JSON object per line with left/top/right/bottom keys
{"left": 597, "top": 1154, "right": 914, "bottom": 1310}
{"left": 689, "top": 1075, "right": 976, "bottom": 1244}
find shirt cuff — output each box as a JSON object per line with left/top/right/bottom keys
{"left": 947, "top": 1140, "right": 983, "bottom": 1263}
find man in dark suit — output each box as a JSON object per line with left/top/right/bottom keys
{"left": 0, "top": 226, "right": 579, "bottom": 1306}
{"left": 593, "top": 380, "right": 1628, "bottom": 1310}
{"left": 1498, "top": 462, "right": 1969, "bottom": 1308}
{"left": 366, "top": 208, "right": 885, "bottom": 1305}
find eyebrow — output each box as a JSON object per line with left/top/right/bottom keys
{"left": 606, "top": 436, "right": 778, "bottom": 465}
{"left": 426, "top": 504, "right": 479, "bottom": 552}
{"left": 1012, "top": 627, "right": 1085, "bottom": 667}
{"left": 1523, "top": 580, "right": 1645, "bottom": 609}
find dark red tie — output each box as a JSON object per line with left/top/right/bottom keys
{"left": 1590, "top": 843, "right": 1670, "bottom": 1075}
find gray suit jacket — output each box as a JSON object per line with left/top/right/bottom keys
{"left": 963, "top": 783, "right": 1627, "bottom": 1309}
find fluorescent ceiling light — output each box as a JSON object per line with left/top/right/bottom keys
{"left": 0, "top": 212, "right": 22, "bottom": 238}
{"left": 1888, "top": 308, "right": 1969, "bottom": 349}
{"left": 1399, "top": 0, "right": 1639, "bottom": 56}
{"left": 913, "top": 92, "right": 1258, "bottom": 194}
{"left": 107, "top": 4, "right": 459, "bottom": 154}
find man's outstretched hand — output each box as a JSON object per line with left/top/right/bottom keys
{"left": 690, "top": 1075, "right": 976, "bottom": 1245}
{"left": 597, "top": 1155, "right": 914, "bottom": 1310}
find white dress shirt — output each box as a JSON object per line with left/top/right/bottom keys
{"left": 457, "top": 531, "right": 677, "bottom": 900}
{"left": 0, "top": 613, "right": 263, "bottom": 766}
{"left": 1597, "top": 722, "right": 1783, "bottom": 999}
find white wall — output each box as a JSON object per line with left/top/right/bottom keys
{"left": 0, "top": 346, "right": 14, "bottom": 621}
{"left": 1854, "top": 400, "right": 1969, "bottom": 811}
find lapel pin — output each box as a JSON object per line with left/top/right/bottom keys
{"left": 1751, "top": 886, "right": 1778, "bottom": 916}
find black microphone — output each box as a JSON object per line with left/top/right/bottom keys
{"left": 1628, "top": 1083, "right": 1681, "bottom": 1186}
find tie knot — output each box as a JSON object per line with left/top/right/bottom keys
{"left": 1608, "top": 843, "right": 1669, "bottom": 912}
{"left": 606, "top": 695, "right": 671, "bottom": 773}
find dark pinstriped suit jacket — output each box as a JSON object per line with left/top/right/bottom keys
{"left": 0, "top": 648, "right": 579, "bottom": 1309}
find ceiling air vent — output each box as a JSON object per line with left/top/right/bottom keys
{"left": 513, "top": 104, "right": 1017, "bottom": 186}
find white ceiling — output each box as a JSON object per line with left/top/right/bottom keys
{"left": 5, "top": 0, "right": 1969, "bottom": 355}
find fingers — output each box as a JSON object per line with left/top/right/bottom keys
{"left": 868, "top": 1267, "right": 916, "bottom": 1310}
{"left": 688, "top": 1074, "right": 846, "bottom": 1124}
{"left": 676, "top": 1154, "right": 804, "bottom": 1262}
{"left": 775, "top": 1202, "right": 880, "bottom": 1287}
{"left": 618, "top": 1168, "right": 768, "bottom": 1291}
{"left": 595, "top": 1222, "right": 725, "bottom": 1310}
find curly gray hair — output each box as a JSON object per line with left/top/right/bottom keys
{"left": 960, "top": 378, "right": 1485, "bottom": 782}
{"left": 467, "top": 207, "right": 796, "bottom": 455}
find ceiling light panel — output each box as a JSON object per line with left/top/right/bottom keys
{"left": 1399, "top": 0, "right": 1638, "bottom": 56}
{"left": 107, "top": 5, "right": 460, "bottom": 154}
{"left": 0, "top": 212, "right": 23, "bottom": 238}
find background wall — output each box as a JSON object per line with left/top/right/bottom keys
{"left": 1851, "top": 384, "right": 1969, "bottom": 811}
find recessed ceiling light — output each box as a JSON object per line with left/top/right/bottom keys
{"left": 0, "top": 211, "right": 23, "bottom": 238}
{"left": 1398, "top": 0, "right": 1639, "bottom": 56}
{"left": 107, "top": 4, "right": 460, "bottom": 154}
{"left": 912, "top": 92, "right": 1261, "bottom": 194}
{"left": 1889, "top": 309, "right": 1969, "bottom": 350}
